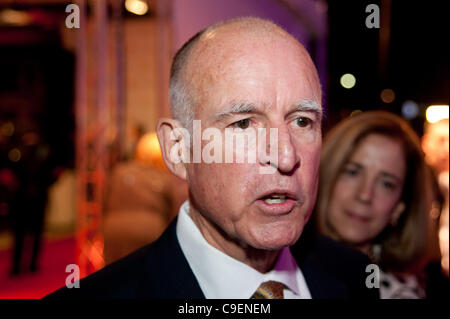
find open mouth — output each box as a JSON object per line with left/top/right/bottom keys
{"left": 256, "top": 191, "right": 299, "bottom": 215}
{"left": 259, "top": 192, "right": 298, "bottom": 205}
{"left": 262, "top": 194, "right": 290, "bottom": 204}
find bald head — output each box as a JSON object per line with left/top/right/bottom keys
{"left": 169, "top": 17, "right": 321, "bottom": 130}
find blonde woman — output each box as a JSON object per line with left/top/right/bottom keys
{"left": 315, "top": 111, "right": 433, "bottom": 298}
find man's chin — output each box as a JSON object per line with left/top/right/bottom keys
{"left": 249, "top": 229, "right": 302, "bottom": 250}
{"left": 253, "top": 243, "right": 291, "bottom": 251}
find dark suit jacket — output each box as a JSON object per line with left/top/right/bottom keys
{"left": 45, "top": 218, "right": 379, "bottom": 299}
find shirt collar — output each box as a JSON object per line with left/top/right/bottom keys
{"left": 176, "top": 200, "right": 305, "bottom": 299}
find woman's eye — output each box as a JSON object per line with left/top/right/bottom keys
{"left": 296, "top": 117, "right": 312, "bottom": 128}
{"left": 233, "top": 119, "right": 251, "bottom": 129}
{"left": 344, "top": 168, "right": 358, "bottom": 176}
{"left": 381, "top": 181, "right": 396, "bottom": 189}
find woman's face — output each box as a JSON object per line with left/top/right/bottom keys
{"left": 326, "top": 134, "right": 407, "bottom": 252}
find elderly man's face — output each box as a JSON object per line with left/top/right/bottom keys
{"left": 185, "top": 32, "right": 322, "bottom": 251}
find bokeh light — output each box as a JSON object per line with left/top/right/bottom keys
{"left": 426, "top": 105, "right": 449, "bottom": 123}
{"left": 380, "top": 88, "right": 395, "bottom": 103}
{"left": 8, "top": 148, "right": 21, "bottom": 162}
{"left": 401, "top": 100, "right": 419, "bottom": 119}
{"left": 124, "top": 0, "right": 149, "bottom": 16}
{"left": 1, "top": 122, "right": 15, "bottom": 137}
{"left": 350, "top": 110, "right": 362, "bottom": 117}
{"left": 340, "top": 73, "right": 356, "bottom": 89}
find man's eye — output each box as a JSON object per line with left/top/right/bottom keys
{"left": 232, "top": 119, "right": 251, "bottom": 129}
{"left": 296, "top": 117, "right": 312, "bottom": 128}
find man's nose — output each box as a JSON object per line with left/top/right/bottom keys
{"left": 262, "top": 125, "right": 300, "bottom": 174}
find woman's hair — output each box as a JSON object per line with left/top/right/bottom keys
{"left": 315, "top": 111, "right": 433, "bottom": 272}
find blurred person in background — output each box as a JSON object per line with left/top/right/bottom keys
{"left": 422, "top": 118, "right": 449, "bottom": 297}
{"left": 102, "top": 132, "right": 187, "bottom": 264}
{"left": 315, "top": 111, "right": 433, "bottom": 298}
{"left": 1, "top": 41, "right": 74, "bottom": 276}
{"left": 1, "top": 115, "right": 71, "bottom": 276}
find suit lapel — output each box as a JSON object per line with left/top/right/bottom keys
{"left": 297, "top": 256, "right": 349, "bottom": 298}
{"left": 138, "top": 217, "right": 205, "bottom": 298}
{"left": 291, "top": 230, "right": 349, "bottom": 299}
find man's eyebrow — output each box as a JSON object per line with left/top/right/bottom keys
{"left": 291, "top": 99, "right": 322, "bottom": 119}
{"left": 214, "top": 99, "right": 322, "bottom": 121}
{"left": 215, "top": 101, "right": 259, "bottom": 121}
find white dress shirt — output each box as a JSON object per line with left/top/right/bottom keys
{"left": 176, "top": 200, "right": 312, "bottom": 299}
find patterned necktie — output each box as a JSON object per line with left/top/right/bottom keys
{"left": 251, "top": 281, "right": 286, "bottom": 299}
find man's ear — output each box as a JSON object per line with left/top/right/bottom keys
{"left": 156, "top": 118, "right": 189, "bottom": 181}
{"left": 390, "top": 201, "right": 406, "bottom": 227}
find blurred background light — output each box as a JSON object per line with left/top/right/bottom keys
{"left": 401, "top": 100, "right": 419, "bottom": 119}
{"left": 0, "top": 9, "right": 31, "bottom": 26}
{"left": 8, "top": 148, "right": 21, "bottom": 162}
{"left": 350, "top": 109, "right": 362, "bottom": 117}
{"left": 426, "top": 105, "right": 449, "bottom": 123}
{"left": 380, "top": 88, "right": 395, "bottom": 103}
{"left": 340, "top": 73, "right": 356, "bottom": 89}
{"left": 135, "top": 132, "right": 165, "bottom": 169}
{"left": 1, "top": 122, "right": 15, "bottom": 137}
{"left": 124, "top": 0, "right": 149, "bottom": 16}
{"left": 22, "top": 132, "right": 39, "bottom": 146}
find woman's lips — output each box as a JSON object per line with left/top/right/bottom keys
{"left": 345, "top": 210, "right": 371, "bottom": 223}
